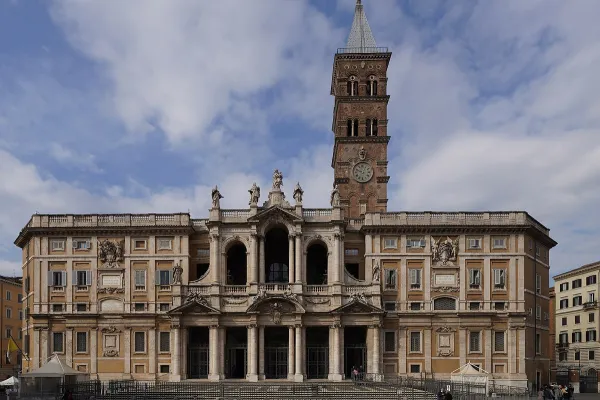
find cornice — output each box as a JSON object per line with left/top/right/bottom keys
{"left": 333, "top": 52, "right": 392, "bottom": 62}
{"left": 361, "top": 225, "right": 531, "bottom": 236}
{"left": 553, "top": 261, "right": 600, "bottom": 281}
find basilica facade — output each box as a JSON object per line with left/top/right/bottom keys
{"left": 17, "top": 0, "right": 555, "bottom": 389}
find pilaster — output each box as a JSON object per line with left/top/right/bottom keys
{"left": 484, "top": 329, "right": 492, "bottom": 373}
{"left": 259, "top": 237, "right": 265, "bottom": 284}
{"left": 371, "top": 324, "right": 381, "bottom": 376}
{"left": 40, "top": 328, "right": 49, "bottom": 365}
{"left": 149, "top": 328, "right": 156, "bottom": 375}
{"left": 484, "top": 258, "right": 491, "bottom": 310}
{"left": 294, "top": 324, "right": 304, "bottom": 381}
{"left": 66, "top": 328, "right": 73, "bottom": 366}
{"left": 259, "top": 326, "right": 265, "bottom": 379}
{"left": 398, "top": 328, "right": 407, "bottom": 374}
{"left": 509, "top": 328, "right": 517, "bottom": 374}
{"left": 210, "top": 233, "right": 221, "bottom": 284}
{"left": 250, "top": 234, "right": 258, "bottom": 283}
{"left": 333, "top": 233, "right": 341, "bottom": 283}
{"left": 288, "top": 326, "right": 295, "bottom": 379}
{"left": 295, "top": 234, "right": 302, "bottom": 283}
{"left": 424, "top": 328, "right": 431, "bottom": 374}
{"left": 459, "top": 329, "right": 467, "bottom": 366}
{"left": 66, "top": 259, "right": 73, "bottom": 313}
{"left": 124, "top": 328, "right": 131, "bottom": 375}
{"left": 288, "top": 235, "right": 295, "bottom": 284}
{"left": 90, "top": 327, "right": 98, "bottom": 376}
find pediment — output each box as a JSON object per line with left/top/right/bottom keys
{"left": 332, "top": 298, "right": 383, "bottom": 314}
{"left": 168, "top": 299, "right": 221, "bottom": 315}
{"left": 248, "top": 206, "right": 302, "bottom": 224}
{"left": 247, "top": 294, "right": 305, "bottom": 314}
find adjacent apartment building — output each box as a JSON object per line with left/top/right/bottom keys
{"left": 554, "top": 261, "right": 600, "bottom": 393}
{"left": 15, "top": 0, "right": 556, "bottom": 389}
{"left": 0, "top": 276, "right": 23, "bottom": 379}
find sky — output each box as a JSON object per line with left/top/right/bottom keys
{"left": 0, "top": 0, "right": 599, "bottom": 280}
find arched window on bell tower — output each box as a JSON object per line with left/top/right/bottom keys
{"left": 347, "top": 76, "right": 358, "bottom": 96}
{"left": 347, "top": 119, "right": 359, "bottom": 137}
{"left": 366, "top": 119, "right": 378, "bottom": 136}
{"left": 367, "top": 75, "right": 378, "bottom": 96}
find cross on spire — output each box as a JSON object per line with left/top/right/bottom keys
{"left": 345, "top": 0, "right": 377, "bottom": 52}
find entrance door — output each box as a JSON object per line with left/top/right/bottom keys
{"left": 344, "top": 344, "right": 367, "bottom": 378}
{"left": 265, "top": 347, "right": 288, "bottom": 379}
{"left": 188, "top": 345, "right": 209, "bottom": 379}
{"left": 306, "top": 346, "right": 328, "bottom": 379}
{"left": 580, "top": 368, "right": 598, "bottom": 393}
{"left": 556, "top": 369, "right": 569, "bottom": 387}
{"left": 225, "top": 346, "right": 247, "bottom": 379}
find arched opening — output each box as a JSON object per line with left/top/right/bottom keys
{"left": 347, "top": 119, "right": 359, "bottom": 137}
{"left": 367, "top": 76, "right": 378, "bottom": 96}
{"left": 265, "top": 227, "right": 289, "bottom": 283}
{"left": 347, "top": 76, "right": 357, "bottom": 96}
{"left": 366, "top": 119, "right": 378, "bottom": 136}
{"left": 306, "top": 242, "right": 328, "bottom": 285}
{"left": 433, "top": 297, "right": 457, "bottom": 311}
{"left": 226, "top": 243, "right": 247, "bottom": 285}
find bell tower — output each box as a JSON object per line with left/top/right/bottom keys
{"left": 331, "top": 0, "right": 391, "bottom": 219}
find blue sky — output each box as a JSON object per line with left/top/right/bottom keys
{"left": 1, "top": 0, "right": 599, "bottom": 279}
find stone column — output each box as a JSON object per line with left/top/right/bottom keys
{"left": 124, "top": 328, "right": 131, "bottom": 375}
{"left": 259, "top": 236, "right": 265, "bottom": 284}
{"left": 288, "top": 236, "right": 295, "bottom": 284}
{"left": 90, "top": 328, "right": 98, "bottom": 375}
{"left": 66, "top": 328, "right": 73, "bottom": 366}
{"left": 149, "top": 328, "right": 156, "bottom": 374}
{"left": 371, "top": 325, "right": 381, "bottom": 376}
{"left": 294, "top": 325, "right": 304, "bottom": 381}
{"left": 218, "top": 327, "right": 225, "bottom": 380}
{"left": 288, "top": 326, "right": 295, "bottom": 379}
{"left": 329, "top": 322, "right": 342, "bottom": 380}
{"left": 182, "top": 329, "right": 188, "bottom": 379}
{"left": 295, "top": 234, "right": 302, "bottom": 283}
{"left": 172, "top": 325, "right": 181, "bottom": 381}
{"left": 247, "top": 325, "right": 258, "bottom": 381}
{"left": 210, "top": 233, "right": 221, "bottom": 283}
{"left": 333, "top": 234, "right": 341, "bottom": 283}
{"left": 250, "top": 234, "right": 258, "bottom": 283}
{"left": 259, "top": 326, "right": 265, "bottom": 379}
{"left": 209, "top": 325, "right": 219, "bottom": 380}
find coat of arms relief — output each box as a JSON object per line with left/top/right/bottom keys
{"left": 98, "top": 239, "right": 124, "bottom": 268}
{"left": 431, "top": 236, "right": 459, "bottom": 267}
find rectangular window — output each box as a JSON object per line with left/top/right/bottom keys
{"left": 72, "top": 239, "right": 91, "bottom": 250}
{"left": 590, "top": 313, "right": 595, "bottom": 323}
{"left": 536, "top": 274, "right": 541, "bottom": 294}
{"left": 586, "top": 275, "right": 597, "bottom": 285}
{"left": 17, "top": 294, "right": 22, "bottom": 303}
{"left": 573, "top": 279, "right": 582, "bottom": 289}
{"left": 469, "top": 302, "right": 481, "bottom": 310}
{"left": 562, "top": 317, "right": 567, "bottom": 326}
{"left": 384, "top": 331, "right": 396, "bottom": 352}
{"left": 469, "top": 331, "right": 481, "bottom": 352}
{"left": 156, "top": 270, "right": 172, "bottom": 286}
{"left": 157, "top": 238, "right": 173, "bottom": 250}
{"left": 575, "top": 351, "right": 581, "bottom": 361}
{"left": 410, "top": 364, "right": 420, "bottom": 373}
{"left": 469, "top": 269, "right": 481, "bottom": 289}
{"left": 52, "top": 304, "right": 63, "bottom": 312}
{"left": 50, "top": 239, "right": 65, "bottom": 251}
{"left": 5, "top": 328, "right": 11, "bottom": 339}
{"left": 573, "top": 296, "right": 582, "bottom": 306}
{"left": 468, "top": 238, "right": 482, "bottom": 249}
{"left": 134, "top": 303, "right": 145, "bottom": 312}
{"left": 560, "top": 299, "right": 568, "bottom": 309}
{"left": 536, "top": 305, "right": 541, "bottom": 320}
{"left": 76, "top": 332, "right": 87, "bottom": 353}
{"left": 134, "top": 332, "right": 146, "bottom": 353}
{"left": 559, "top": 332, "right": 568, "bottom": 344}
{"left": 5, "top": 291, "right": 10, "bottom": 301}
{"left": 384, "top": 269, "right": 397, "bottom": 290}
{"left": 344, "top": 248, "right": 359, "bottom": 256}
{"left": 159, "top": 332, "right": 170, "bottom": 352}
{"left": 559, "top": 282, "right": 569, "bottom": 292}
{"left": 384, "top": 302, "right": 397, "bottom": 311}
{"left": 494, "top": 331, "right": 505, "bottom": 352}
{"left": 19, "top": 310, "right": 23, "bottom": 320}
{"left": 76, "top": 303, "right": 87, "bottom": 312}
{"left": 5, "top": 308, "right": 11, "bottom": 319}
{"left": 590, "top": 351, "right": 595, "bottom": 360}
{"left": 494, "top": 302, "right": 506, "bottom": 311}
{"left": 409, "top": 332, "right": 421, "bottom": 352}
{"left": 134, "top": 270, "right": 146, "bottom": 290}
{"left": 588, "top": 292, "right": 596, "bottom": 303}
{"left": 409, "top": 269, "right": 421, "bottom": 289}
{"left": 410, "top": 302, "right": 421, "bottom": 311}
{"left": 572, "top": 331, "right": 582, "bottom": 343}
{"left": 134, "top": 239, "right": 147, "bottom": 250}
{"left": 196, "top": 248, "right": 210, "bottom": 257}
{"left": 49, "top": 271, "right": 66, "bottom": 287}
{"left": 575, "top": 315, "right": 581, "bottom": 324}
{"left": 160, "top": 365, "right": 170, "bottom": 374}
{"left": 53, "top": 332, "right": 64, "bottom": 353}
{"left": 383, "top": 238, "right": 398, "bottom": 249}
{"left": 73, "top": 270, "right": 92, "bottom": 286}
{"left": 159, "top": 303, "right": 170, "bottom": 312}
{"left": 24, "top": 334, "right": 30, "bottom": 354}
{"left": 493, "top": 269, "right": 506, "bottom": 289}
{"left": 406, "top": 237, "right": 426, "bottom": 248}
{"left": 492, "top": 237, "right": 507, "bottom": 249}
{"left": 586, "top": 330, "right": 597, "bottom": 342}
{"left": 559, "top": 352, "right": 567, "bottom": 361}
{"left": 535, "top": 333, "right": 541, "bottom": 354}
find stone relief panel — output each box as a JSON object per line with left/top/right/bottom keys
{"left": 99, "top": 298, "right": 124, "bottom": 313}
{"left": 431, "top": 236, "right": 459, "bottom": 267}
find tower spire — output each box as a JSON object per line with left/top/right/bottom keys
{"left": 345, "top": 0, "right": 377, "bottom": 52}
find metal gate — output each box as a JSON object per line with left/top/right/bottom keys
{"left": 580, "top": 368, "right": 598, "bottom": 393}
{"left": 344, "top": 344, "right": 367, "bottom": 378}
{"left": 225, "top": 346, "right": 247, "bottom": 379}
{"left": 306, "top": 346, "right": 328, "bottom": 379}
{"left": 265, "top": 346, "right": 288, "bottom": 379}
{"left": 556, "top": 368, "right": 569, "bottom": 387}
{"left": 188, "top": 345, "right": 209, "bottom": 379}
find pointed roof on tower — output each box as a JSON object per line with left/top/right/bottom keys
{"left": 345, "top": 0, "right": 378, "bottom": 52}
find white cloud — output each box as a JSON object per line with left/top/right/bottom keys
{"left": 49, "top": 143, "right": 103, "bottom": 173}
{"left": 0, "top": 260, "right": 21, "bottom": 278}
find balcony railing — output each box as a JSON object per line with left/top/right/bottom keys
{"left": 223, "top": 285, "right": 247, "bottom": 295}
{"left": 336, "top": 47, "right": 389, "bottom": 54}
{"left": 305, "top": 285, "right": 328, "bottom": 294}
{"left": 583, "top": 301, "right": 597, "bottom": 309}
{"left": 556, "top": 342, "right": 569, "bottom": 349}
{"left": 258, "top": 283, "right": 289, "bottom": 293}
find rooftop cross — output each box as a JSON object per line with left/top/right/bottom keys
{"left": 345, "top": 0, "right": 377, "bottom": 52}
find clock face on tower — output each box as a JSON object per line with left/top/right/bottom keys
{"left": 352, "top": 162, "right": 374, "bottom": 183}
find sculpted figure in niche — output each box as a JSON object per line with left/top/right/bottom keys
{"left": 172, "top": 262, "right": 183, "bottom": 284}
{"left": 330, "top": 185, "right": 341, "bottom": 207}
{"left": 211, "top": 186, "right": 223, "bottom": 209}
{"left": 431, "top": 236, "right": 459, "bottom": 265}
{"left": 293, "top": 182, "right": 304, "bottom": 204}
{"left": 248, "top": 182, "right": 260, "bottom": 206}
{"left": 372, "top": 261, "right": 381, "bottom": 282}
{"left": 272, "top": 169, "right": 283, "bottom": 190}
{"left": 98, "top": 239, "right": 123, "bottom": 268}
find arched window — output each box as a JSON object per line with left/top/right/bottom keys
{"left": 433, "top": 297, "right": 457, "bottom": 311}
{"left": 366, "top": 119, "right": 378, "bottom": 136}
{"left": 347, "top": 119, "right": 359, "bottom": 137}
{"left": 367, "top": 75, "right": 378, "bottom": 96}
{"left": 347, "top": 76, "right": 358, "bottom": 96}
